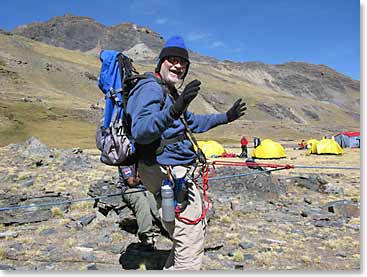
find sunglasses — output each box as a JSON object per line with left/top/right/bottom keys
{"left": 166, "top": 56, "right": 188, "bottom": 67}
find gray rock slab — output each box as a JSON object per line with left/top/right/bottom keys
{"left": 321, "top": 199, "right": 360, "bottom": 218}
{"left": 0, "top": 194, "right": 70, "bottom": 225}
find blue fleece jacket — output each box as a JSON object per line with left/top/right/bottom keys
{"left": 126, "top": 74, "right": 228, "bottom": 166}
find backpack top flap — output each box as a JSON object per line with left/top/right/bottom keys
{"left": 98, "top": 50, "right": 124, "bottom": 129}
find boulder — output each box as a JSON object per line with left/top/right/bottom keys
{"left": 321, "top": 200, "right": 360, "bottom": 218}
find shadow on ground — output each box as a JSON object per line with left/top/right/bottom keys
{"left": 119, "top": 242, "right": 170, "bottom": 270}
{"left": 119, "top": 218, "right": 139, "bottom": 235}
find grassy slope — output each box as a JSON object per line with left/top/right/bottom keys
{"left": 0, "top": 34, "right": 100, "bottom": 147}
{"left": 0, "top": 33, "right": 360, "bottom": 148}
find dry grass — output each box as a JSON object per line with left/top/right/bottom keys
{"left": 322, "top": 236, "right": 358, "bottom": 250}
{"left": 36, "top": 225, "right": 50, "bottom": 234}
{"left": 63, "top": 237, "right": 75, "bottom": 248}
{"left": 0, "top": 100, "right": 97, "bottom": 148}
{"left": 111, "top": 232, "right": 124, "bottom": 243}
{"left": 72, "top": 202, "right": 94, "bottom": 212}
{"left": 219, "top": 215, "right": 232, "bottom": 224}
{"left": 51, "top": 207, "right": 64, "bottom": 218}
{"left": 23, "top": 34, "right": 100, "bottom": 68}
{"left": 0, "top": 249, "right": 6, "bottom": 260}
{"left": 232, "top": 250, "right": 244, "bottom": 262}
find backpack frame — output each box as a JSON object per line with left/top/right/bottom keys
{"left": 95, "top": 51, "right": 144, "bottom": 166}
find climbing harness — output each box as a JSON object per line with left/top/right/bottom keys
{"left": 173, "top": 162, "right": 212, "bottom": 225}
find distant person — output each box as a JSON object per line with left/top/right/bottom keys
{"left": 239, "top": 136, "right": 248, "bottom": 158}
{"left": 297, "top": 139, "right": 306, "bottom": 150}
{"left": 253, "top": 137, "right": 261, "bottom": 148}
{"left": 119, "top": 165, "right": 162, "bottom": 248}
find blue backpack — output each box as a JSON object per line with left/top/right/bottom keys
{"left": 95, "top": 50, "right": 145, "bottom": 166}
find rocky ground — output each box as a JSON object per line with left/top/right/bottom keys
{"left": 0, "top": 137, "right": 361, "bottom": 271}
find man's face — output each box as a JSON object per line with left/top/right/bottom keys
{"left": 160, "top": 56, "right": 188, "bottom": 87}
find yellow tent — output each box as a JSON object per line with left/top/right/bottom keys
{"left": 252, "top": 139, "right": 286, "bottom": 159}
{"left": 306, "top": 139, "right": 319, "bottom": 153}
{"left": 197, "top": 140, "right": 226, "bottom": 157}
{"left": 312, "top": 138, "right": 343, "bottom": 155}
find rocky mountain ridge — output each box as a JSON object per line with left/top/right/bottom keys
{"left": 13, "top": 14, "right": 164, "bottom": 53}
{"left": 12, "top": 14, "right": 359, "bottom": 106}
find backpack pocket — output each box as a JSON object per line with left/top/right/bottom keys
{"left": 96, "top": 117, "right": 134, "bottom": 166}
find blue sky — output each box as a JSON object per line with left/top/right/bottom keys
{"left": 1, "top": 0, "right": 361, "bottom": 80}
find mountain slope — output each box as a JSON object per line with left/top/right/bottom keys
{"left": 12, "top": 15, "right": 359, "bottom": 108}
{"left": 0, "top": 15, "right": 360, "bottom": 148}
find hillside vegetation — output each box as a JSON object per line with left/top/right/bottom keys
{"left": 0, "top": 19, "right": 360, "bottom": 148}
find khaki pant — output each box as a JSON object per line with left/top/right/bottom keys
{"left": 138, "top": 162, "right": 206, "bottom": 270}
{"left": 122, "top": 187, "right": 161, "bottom": 243}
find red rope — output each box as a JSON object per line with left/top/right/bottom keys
{"left": 212, "top": 160, "right": 295, "bottom": 169}
{"left": 175, "top": 160, "right": 294, "bottom": 225}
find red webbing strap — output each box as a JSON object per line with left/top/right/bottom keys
{"left": 212, "top": 160, "right": 294, "bottom": 169}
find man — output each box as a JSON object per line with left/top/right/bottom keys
{"left": 298, "top": 139, "right": 306, "bottom": 150}
{"left": 253, "top": 137, "right": 261, "bottom": 148}
{"left": 125, "top": 36, "right": 246, "bottom": 270}
{"left": 239, "top": 136, "right": 248, "bottom": 158}
{"left": 119, "top": 165, "right": 161, "bottom": 248}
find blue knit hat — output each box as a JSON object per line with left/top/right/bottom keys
{"left": 155, "top": 35, "right": 190, "bottom": 79}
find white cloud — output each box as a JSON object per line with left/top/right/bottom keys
{"left": 155, "top": 18, "right": 168, "bottom": 24}
{"left": 225, "top": 47, "right": 243, "bottom": 53}
{"left": 210, "top": 41, "right": 225, "bottom": 48}
{"left": 187, "top": 32, "right": 210, "bottom": 41}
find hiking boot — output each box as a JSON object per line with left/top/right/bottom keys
{"left": 139, "top": 234, "right": 155, "bottom": 250}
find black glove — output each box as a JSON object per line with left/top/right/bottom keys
{"left": 169, "top": 79, "right": 201, "bottom": 119}
{"left": 226, "top": 98, "right": 247, "bottom": 122}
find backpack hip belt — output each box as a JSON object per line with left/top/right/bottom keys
{"left": 155, "top": 133, "right": 187, "bottom": 155}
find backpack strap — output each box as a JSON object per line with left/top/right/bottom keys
{"left": 122, "top": 74, "right": 148, "bottom": 110}
{"left": 117, "top": 54, "right": 139, "bottom": 80}
{"left": 103, "top": 53, "right": 135, "bottom": 125}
